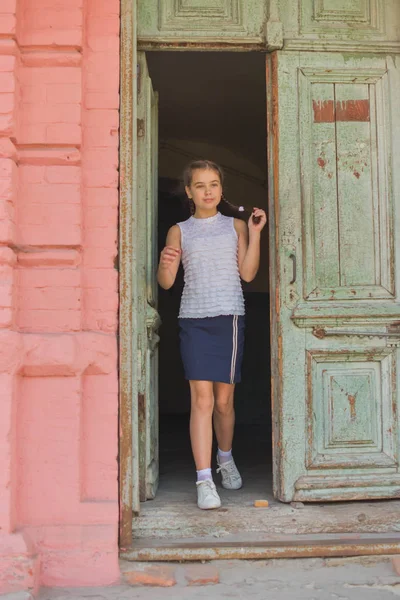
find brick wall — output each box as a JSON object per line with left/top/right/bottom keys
{"left": 0, "top": 0, "right": 120, "bottom": 591}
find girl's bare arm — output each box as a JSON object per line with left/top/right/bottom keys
{"left": 157, "top": 225, "right": 182, "bottom": 290}
{"left": 235, "top": 209, "right": 267, "bottom": 283}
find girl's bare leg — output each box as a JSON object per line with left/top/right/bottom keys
{"left": 189, "top": 380, "right": 214, "bottom": 470}
{"left": 213, "top": 382, "right": 235, "bottom": 452}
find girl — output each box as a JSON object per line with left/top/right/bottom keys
{"left": 157, "top": 160, "right": 267, "bottom": 510}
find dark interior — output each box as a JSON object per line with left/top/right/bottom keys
{"left": 147, "top": 51, "right": 271, "bottom": 496}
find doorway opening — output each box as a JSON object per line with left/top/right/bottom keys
{"left": 124, "top": 50, "right": 400, "bottom": 554}
{"left": 137, "top": 51, "right": 272, "bottom": 538}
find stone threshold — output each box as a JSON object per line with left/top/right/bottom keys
{"left": 121, "top": 532, "right": 400, "bottom": 562}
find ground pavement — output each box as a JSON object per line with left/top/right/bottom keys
{"left": 4, "top": 556, "right": 400, "bottom": 600}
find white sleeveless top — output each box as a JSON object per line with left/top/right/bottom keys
{"left": 177, "top": 212, "right": 245, "bottom": 319}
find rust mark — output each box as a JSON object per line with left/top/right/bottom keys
{"left": 317, "top": 157, "right": 326, "bottom": 168}
{"left": 266, "top": 51, "right": 285, "bottom": 497}
{"left": 277, "top": 333, "right": 283, "bottom": 386}
{"left": 348, "top": 394, "right": 357, "bottom": 421}
{"left": 138, "top": 393, "right": 146, "bottom": 502}
{"left": 313, "top": 328, "right": 326, "bottom": 339}
{"left": 327, "top": 172, "right": 333, "bottom": 179}
{"left": 313, "top": 100, "right": 335, "bottom": 123}
{"left": 306, "top": 351, "right": 315, "bottom": 468}
{"left": 119, "top": 0, "right": 135, "bottom": 550}
{"left": 336, "top": 99, "right": 370, "bottom": 122}
{"left": 121, "top": 538, "right": 400, "bottom": 562}
{"left": 138, "top": 392, "right": 145, "bottom": 413}
{"left": 353, "top": 171, "right": 360, "bottom": 179}
{"left": 138, "top": 40, "right": 266, "bottom": 51}
{"left": 313, "top": 99, "right": 370, "bottom": 123}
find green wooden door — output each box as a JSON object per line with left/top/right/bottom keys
{"left": 267, "top": 51, "right": 400, "bottom": 502}
{"left": 137, "top": 52, "right": 160, "bottom": 501}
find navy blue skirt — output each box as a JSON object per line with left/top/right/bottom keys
{"left": 179, "top": 315, "right": 245, "bottom": 384}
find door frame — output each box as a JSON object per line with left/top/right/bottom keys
{"left": 118, "top": 0, "right": 284, "bottom": 549}
{"left": 119, "top": 0, "right": 138, "bottom": 548}
{"left": 118, "top": 0, "right": 400, "bottom": 555}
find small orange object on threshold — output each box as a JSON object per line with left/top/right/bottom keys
{"left": 254, "top": 499, "right": 269, "bottom": 508}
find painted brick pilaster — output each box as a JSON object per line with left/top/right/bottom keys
{"left": 0, "top": 0, "right": 120, "bottom": 592}
{"left": 81, "top": 0, "right": 119, "bottom": 334}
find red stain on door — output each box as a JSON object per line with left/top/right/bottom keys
{"left": 348, "top": 394, "right": 357, "bottom": 421}
{"left": 336, "top": 99, "right": 370, "bottom": 122}
{"left": 313, "top": 99, "right": 370, "bottom": 123}
{"left": 313, "top": 100, "right": 335, "bottom": 123}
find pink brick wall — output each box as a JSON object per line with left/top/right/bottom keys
{"left": 0, "top": 0, "right": 120, "bottom": 592}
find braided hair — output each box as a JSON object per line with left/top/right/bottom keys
{"left": 182, "top": 160, "right": 248, "bottom": 222}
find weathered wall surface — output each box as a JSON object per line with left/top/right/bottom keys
{"left": 0, "top": 0, "right": 120, "bottom": 592}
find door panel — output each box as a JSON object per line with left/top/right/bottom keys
{"left": 137, "top": 51, "right": 160, "bottom": 502}
{"left": 282, "top": 0, "right": 400, "bottom": 53}
{"left": 299, "top": 66, "right": 394, "bottom": 302}
{"left": 137, "top": 0, "right": 267, "bottom": 46}
{"left": 267, "top": 51, "right": 400, "bottom": 502}
{"left": 306, "top": 349, "right": 397, "bottom": 470}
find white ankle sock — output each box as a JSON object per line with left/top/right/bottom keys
{"left": 218, "top": 448, "right": 232, "bottom": 464}
{"left": 197, "top": 468, "right": 212, "bottom": 482}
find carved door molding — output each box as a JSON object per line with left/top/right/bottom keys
{"left": 137, "top": 0, "right": 283, "bottom": 50}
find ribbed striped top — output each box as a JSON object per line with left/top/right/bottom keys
{"left": 177, "top": 212, "right": 245, "bottom": 319}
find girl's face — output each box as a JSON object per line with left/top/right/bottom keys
{"left": 185, "top": 168, "right": 222, "bottom": 213}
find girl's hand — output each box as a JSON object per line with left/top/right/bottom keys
{"left": 248, "top": 208, "right": 267, "bottom": 233}
{"left": 159, "top": 246, "right": 181, "bottom": 271}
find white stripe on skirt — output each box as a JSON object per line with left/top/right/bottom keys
{"left": 230, "top": 315, "right": 238, "bottom": 384}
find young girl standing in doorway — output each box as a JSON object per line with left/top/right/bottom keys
{"left": 157, "top": 160, "right": 267, "bottom": 510}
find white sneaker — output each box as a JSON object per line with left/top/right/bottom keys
{"left": 216, "top": 456, "right": 243, "bottom": 490}
{"left": 196, "top": 479, "right": 221, "bottom": 510}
